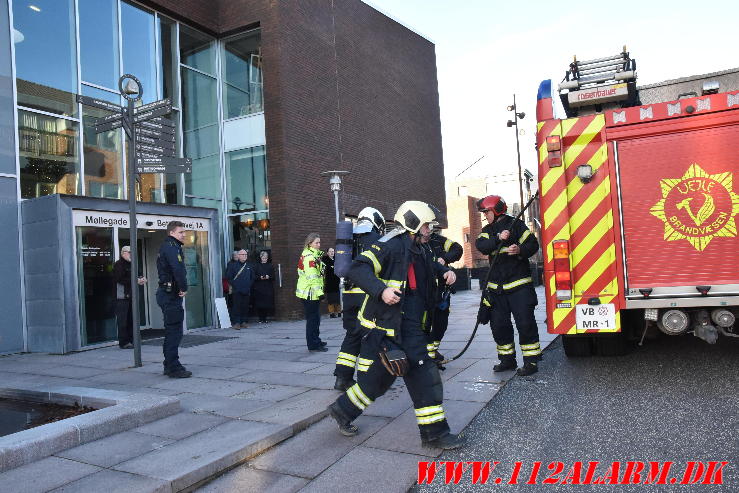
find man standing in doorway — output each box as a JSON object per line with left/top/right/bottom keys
{"left": 157, "top": 221, "right": 192, "bottom": 378}
{"left": 113, "top": 245, "right": 147, "bottom": 349}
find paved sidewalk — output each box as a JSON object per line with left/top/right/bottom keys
{"left": 0, "top": 287, "right": 553, "bottom": 492}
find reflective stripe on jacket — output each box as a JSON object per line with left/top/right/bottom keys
{"left": 475, "top": 215, "right": 539, "bottom": 294}
{"left": 296, "top": 247, "right": 325, "bottom": 300}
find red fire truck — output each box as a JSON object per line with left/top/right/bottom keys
{"left": 536, "top": 49, "right": 739, "bottom": 356}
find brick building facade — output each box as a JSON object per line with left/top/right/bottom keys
{"left": 141, "top": 0, "right": 446, "bottom": 317}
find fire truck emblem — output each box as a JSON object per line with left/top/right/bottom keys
{"left": 650, "top": 164, "right": 739, "bottom": 251}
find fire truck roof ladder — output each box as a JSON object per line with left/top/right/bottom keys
{"left": 558, "top": 46, "right": 638, "bottom": 117}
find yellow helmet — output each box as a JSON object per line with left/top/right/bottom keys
{"left": 393, "top": 201, "right": 439, "bottom": 234}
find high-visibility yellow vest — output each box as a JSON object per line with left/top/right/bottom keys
{"left": 296, "top": 247, "right": 325, "bottom": 300}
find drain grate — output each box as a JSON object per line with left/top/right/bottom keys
{"left": 142, "top": 335, "right": 237, "bottom": 348}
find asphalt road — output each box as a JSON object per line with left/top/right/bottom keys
{"left": 413, "top": 334, "right": 739, "bottom": 492}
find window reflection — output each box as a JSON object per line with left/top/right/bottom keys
{"left": 222, "top": 30, "right": 263, "bottom": 118}
{"left": 226, "top": 146, "right": 268, "bottom": 214}
{"left": 158, "top": 16, "right": 178, "bottom": 102}
{"left": 179, "top": 25, "right": 215, "bottom": 75}
{"left": 121, "top": 1, "right": 157, "bottom": 103}
{"left": 230, "top": 211, "right": 271, "bottom": 258}
{"left": 18, "top": 110, "right": 79, "bottom": 198}
{"left": 81, "top": 86, "right": 123, "bottom": 199}
{"left": 79, "top": 0, "right": 119, "bottom": 89}
{"left": 13, "top": 0, "right": 77, "bottom": 116}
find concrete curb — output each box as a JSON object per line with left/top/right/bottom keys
{"left": 0, "top": 386, "right": 180, "bottom": 472}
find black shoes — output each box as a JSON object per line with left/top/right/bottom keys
{"left": 493, "top": 360, "right": 517, "bottom": 372}
{"left": 328, "top": 402, "right": 358, "bottom": 437}
{"left": 120, "top": 343, "right": 133, "bottom": 349}
{"left": 163, "top": 366, "right": 192, "bottom": 378}
{"left": 309, "top": 346, "right": 328, "bottom": 352}
{"left": 422, "top": 432, "right": 466, "bottom": 450}
{"left": 516, "top": 362, "right": 538, "bottom": 376}
{"left": 334, "top": 376, "right": 356, "bottom": 392}
{"left": 320, "top": 341, "right": 328, "bottom": 347}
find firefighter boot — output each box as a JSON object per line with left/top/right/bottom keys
{"left": 493, "top": 356, "right": 517, "bottom": 372}
{"left": 333, "top": 375, "right": 356, "bottom": 392}
{"left": 516, "top": 362, "right": 538, "bottom": 376}
{"left": 422, "top": 432, "right": 466, "bottom": 450}
{"left": 328, "top": 401, "right": 359, "bottom": 437}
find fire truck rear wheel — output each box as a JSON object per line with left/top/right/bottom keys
{"left": 562, "top": 334, "right": 593, "bottom": 357}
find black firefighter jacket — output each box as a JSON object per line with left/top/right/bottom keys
{"left": 346, "top": 229, "right": 449, "bottom": 345}
{"left": 475, "top": 215, "right": 539, "bottom": 294}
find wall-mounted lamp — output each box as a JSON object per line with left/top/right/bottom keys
{"left": 577, "top": 164, "right": 595, "bottom": 183}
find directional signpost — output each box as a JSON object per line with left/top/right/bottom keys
{"left": 78, "top": 74, "right": 191, "bottom": 368}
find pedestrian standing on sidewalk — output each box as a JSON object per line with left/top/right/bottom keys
{"left": 296, "top": 233, "right": 327, "bottom": 352}
{"left": 323, "top": 247, "right": 341, "bottom": 318}
{"left": 224, "top": 250, "right": 239, "bottom": 318}
{"left": 253, "top": 250, "right": 275, "bottom": 323}
{"left": 113, "top": 245, "right": 147, "bottom": 349}
{"left": 226, "top": 249, "right": 255, "bottom": 329}
{"left": 156, "top": 221, "right": 191, "bottom": 378}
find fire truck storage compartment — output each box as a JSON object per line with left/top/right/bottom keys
{"left": 615, "top": 119, "right": 739, "bottom": 296}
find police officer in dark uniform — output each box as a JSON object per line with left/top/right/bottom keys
{"left": 333, "top": 207, "right": 385, "bottom": 392}
{"left": 327, "top": 201, "right": 465, "bottom": 450}
{"left": 157, "top": 220, "right": 192, "bottom": 378}
{"left": 426, "top": 229, "right": 463, "bottom": 366}
{"left": 475, "top": 195, "right": 541, "bottom": 376}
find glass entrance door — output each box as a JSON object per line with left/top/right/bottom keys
{"left": 76, "top": 226, "right": 116, "bottom": 345}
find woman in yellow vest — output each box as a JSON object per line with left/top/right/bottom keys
{"left": 296, "top": 232, "right": 327, "bottom": 351}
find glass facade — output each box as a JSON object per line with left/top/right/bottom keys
{"left": 11, "top": 1, "right": 268, "bottom": 327}
{"left": 222, "top": 30, "right": 263, "bottom": 118}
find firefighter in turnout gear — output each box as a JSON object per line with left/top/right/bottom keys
{"left": 426, "top": 229, "right": 462, "bottom": 368}
{"left": 475, "top": 195, "right": 542, "bottom": 376}
{"left": 333, "top": 207, "right": 386, "bottom": 392}
{"left": 327, "top": 201, "right": 465, "bottom": 450}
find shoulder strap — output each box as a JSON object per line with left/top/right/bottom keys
{"left": 379, "top": 227, "right": 404, "bottom": 243}
{"left": 233, "top": 262, "right": 247, "bottom": 280}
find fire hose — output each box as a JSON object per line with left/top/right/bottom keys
{"left": 440, "top": 191, "right": 540, "bottom": 364}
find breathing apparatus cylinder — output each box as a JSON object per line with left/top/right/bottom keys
{"left": 334, "top": 220, "right": 354, "bottom": 277}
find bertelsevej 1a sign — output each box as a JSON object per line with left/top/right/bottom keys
{"left": 73, "top": 210, "right": 209, "bottom": 231}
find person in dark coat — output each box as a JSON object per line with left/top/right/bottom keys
{"left": 323, "top": 247, "right": 341, "bottom": 318}
{"left": 226, "top": 249, "right": 255, "bottom": 329}
{"left": 112, "top": 245, "right": 147, "bottom": 349}
{"left": 224, "top": 250, "right": 239, "bottom": 317}
{"left": 253, "top": 250, "right": 275, "bottom": 323}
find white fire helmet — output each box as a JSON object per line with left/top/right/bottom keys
{"left": 354, "top": 207, "right": 385, "bottom": 234}
{"left": 393, "top": 201, "right": 439, "bottom": 234}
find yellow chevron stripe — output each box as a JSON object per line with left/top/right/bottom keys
{"left": 560, "top": 117, "right": 580, "bottom": 137}
{"left": 574, "top": 244, "right": 616, "bottom": 295}
{"left": 565, "top": 324, "right": 577, "bottom": 334}
{"left": 570, "top": 211, "right": 613, "bottom": 270}
{"left": 563, "top": 117, "right": 604, "bottom": 167}
{"left": 543, "top": 189, "right": 567, "bottom": 228}
{"left": 565, "top": 144, "right": 608, "bottom": 202}
{"left": 568, "top": 178, "right": 611, "bottom": 234}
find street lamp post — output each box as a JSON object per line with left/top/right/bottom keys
{"left": 506, "top": 94, "right": 526, "bottom": 214}
{"left": 321, "top": 170, "right": 349, "bottom": 312}
{"left": 321, "top": 170, "right": 350, "bottom": 223}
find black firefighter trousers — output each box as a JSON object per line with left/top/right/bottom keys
{"left": 332, "top": 317, "right": 450, "bottom": 441}
{"left": 490, "top": 285, "right": 541, "bottom": 365}
{"left": 333, "top": 292, "right": 363, "bottom": 379}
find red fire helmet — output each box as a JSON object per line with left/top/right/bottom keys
{"left": 476, "top": 195, "right": 507, "bottom": 216}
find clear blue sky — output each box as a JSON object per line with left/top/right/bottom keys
{"left": 364, "top": 0, "right": 738, "bottom": 201}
